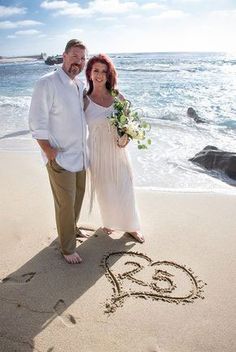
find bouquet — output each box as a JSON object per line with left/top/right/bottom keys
{"left": 107, "top": 97, "right": 151, "bottom": 149}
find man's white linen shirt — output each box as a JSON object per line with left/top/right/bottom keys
{"left": 29, "top": 67, "right": 88, "bottom": 172}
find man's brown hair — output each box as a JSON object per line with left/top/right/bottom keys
{"left": 64, "top": 39, "right": 87, "bottom": 54}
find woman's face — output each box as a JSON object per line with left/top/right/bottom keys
{"left": 90, "top": 62, "right": 108, "bottom": 88}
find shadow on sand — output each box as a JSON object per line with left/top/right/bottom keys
{"left": 0, "top": 130, "right": 30, "bottom": 140}
{"left": 0, "top": 229, "right": 135, "bottom": 351}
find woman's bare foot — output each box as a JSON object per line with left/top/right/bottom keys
{"left": 127, "top": 232, "right": 145, "bottom": 243}
{"left": 102, "top": 227, "right": 114, "bottom": 235}
{"left": 63, "top": 252, "right": 82, "bottom": 264}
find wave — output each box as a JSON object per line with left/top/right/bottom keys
{"left": 0, "top": 59, "right": 42, "bottom": 66}
{"left": 218, "top": 119, "right": 236, "bottom": 129}
{"left": 117, "top": 67, "right": 180, "bottom": 73}
{"left": 116, "top": 66, "right": 212, "bottom": 73}
{"left": 0, "top": 96, "right": 31, "bottom": 108}
{"left": 222, "top": 59, "right": 236, "bottom": 65}
{"left": 137, "top": 111, "right": 236, "bottom": 132}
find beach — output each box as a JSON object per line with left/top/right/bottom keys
{"left": 0, "top": 150, "right": 235, "bottom": 351}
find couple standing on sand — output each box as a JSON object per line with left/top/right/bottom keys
{"left": 29, "top": 39, "right": 145, "bottom": 264}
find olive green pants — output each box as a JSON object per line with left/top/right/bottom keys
{"left": 46, "top": 160, "right": 86, "bottom": 255}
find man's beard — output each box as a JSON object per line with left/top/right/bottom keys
{"left": 68, "top": 63, "right": 81, "bottom": 75}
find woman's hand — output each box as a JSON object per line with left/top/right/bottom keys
{"left": 117, "top": 134, "right": 129, "bottom": 148}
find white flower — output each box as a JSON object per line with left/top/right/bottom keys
{"left": 107, "top": 96, "right": 152, "bottom": 149}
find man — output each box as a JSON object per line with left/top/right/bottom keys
{"left": 29, "top": 39, "right": 87, "bottom": 264}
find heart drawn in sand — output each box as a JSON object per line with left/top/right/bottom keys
{"left": 101, "top": 251, "right": 206, "bottom": 314}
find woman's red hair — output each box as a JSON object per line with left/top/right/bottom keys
{"left": 85, "top": 54, "right": 118, "bottom": 95}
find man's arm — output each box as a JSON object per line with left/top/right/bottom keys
{"left": 29, "top": 78, "right": 58, "bottom": 160}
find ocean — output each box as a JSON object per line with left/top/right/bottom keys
{"left": 0, "top": 52, "right": 236, "bottom": 193}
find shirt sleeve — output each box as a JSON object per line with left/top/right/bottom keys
{"left": 28, "top": 77, "right": 53, "bottom": 140}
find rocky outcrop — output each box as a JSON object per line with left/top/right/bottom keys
{"left": 45, "top": 55, "right": 63, "bottom": 65}
{"left": 189, "top": 146, "right": 236, "bottom": 180}
{"left": 187, "top": 107, "right": 206, "bottom": 123}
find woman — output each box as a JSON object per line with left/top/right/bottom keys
{"left": 84, "top": 54, "right": 144, "bottom": 243}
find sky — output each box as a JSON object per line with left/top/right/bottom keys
{"left": 1, "top": 0, "right": 236, "bottom": 56}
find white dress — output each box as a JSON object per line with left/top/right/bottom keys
{"left": 85, "top": 97, "right": 140, "bottom": 232}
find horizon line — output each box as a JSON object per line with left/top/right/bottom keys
{"left": 0, "top": 50, "right": 228, "bottom": 59}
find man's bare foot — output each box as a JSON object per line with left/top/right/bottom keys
{"left": 102, "top": 227, "right": 113, "bottom": 235}
{"left": 63, "top": 252, "right": 82, "bottom": 264}
{"left": 127, "top": 232, "right": 145, "bottom": 243}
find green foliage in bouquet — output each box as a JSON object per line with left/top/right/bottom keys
{"left": 108, "top": 96, "right": 151, "bottom": 149}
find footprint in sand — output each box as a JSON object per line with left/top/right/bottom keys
{"left": 2, "top": 272, "right": 36, "bottom": 284}
{"left": 53, "top": 299, "right": 76, "bottom": 327}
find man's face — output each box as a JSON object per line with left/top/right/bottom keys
{"left": 63, "top": 47, "right": 86, "bottom": 79}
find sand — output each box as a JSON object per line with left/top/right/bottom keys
{"left": 0, "top": 151, "right": 235, "bottom": 352}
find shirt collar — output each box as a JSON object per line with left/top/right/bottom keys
{"left": 57, "top": 67, "right": 84, "bottom": 91}
{"left": 57, "top": 67, "right": 75, "bottom": 85}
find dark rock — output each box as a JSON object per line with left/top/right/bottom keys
{"left": 45, "top": 55, "right": 63, "bottom": 65}
{"left": 189, "top": 146, "right": 236, "bottom": 180}
{"left": 187, "top": 107, "right": 206, "bottom": 124}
